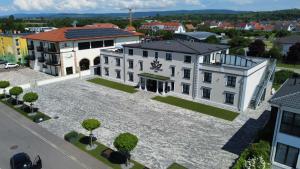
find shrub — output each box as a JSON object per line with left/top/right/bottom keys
{"left": 244, "top": 156, "right": 270, "bottom": 169}
{"left": 274, "top": 70, "right": 299, "bottom": 85}
{"left": 33, "top": 114, "right": 46, "bottom": 123}
{"left": 9, "top": 86, "right": 23, "bottom": 104}
{"left": 114, "top": 132, "right": 138, "bottom": 165}
{"left": 64, "top": 131, "right": 79, "bottom": 143}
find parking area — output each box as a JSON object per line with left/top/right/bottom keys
{"left": 29, "top": 78, "right": 269, "bottom": 169}
{"left": 0, "top": 68, "right": 54, "bottom": 86}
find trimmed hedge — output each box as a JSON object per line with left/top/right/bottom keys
{"left": 64, "top": 131, "right": 79, "bottom": 143}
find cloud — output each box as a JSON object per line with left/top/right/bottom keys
{"left": 12, "top": 0, "right": 203, "bottom": 11}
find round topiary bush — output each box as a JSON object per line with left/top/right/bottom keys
{"left": 64, "top": 131, "right": 79, "bottom": 143}
{"left": 0, "top": 81, "right": 10, "bottom": 99}
{"left": 23, "top": 92, "right": 39, "bottom": 113}
{"left": 81, "top": 119, "right": 101, "bottom": 150}
{"left": 9, "top": 86, "right": 23, "bottom": 104}
{"left": 113, "top": 132, "right": 138, "bottom": 165}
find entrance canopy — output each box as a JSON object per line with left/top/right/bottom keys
{"left": 138, "top": 73, "right": 170, "bottom": 81}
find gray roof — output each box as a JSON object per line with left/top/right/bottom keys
{"left": 177, "top": 31, "right": 220, "bottom": 40}
{"left": 276, "top": 35, "right": 300, "bottom": 44}
{"left": 269, "top": 78, "right": 300, "bottom": 109}
{"left": 123, "top": 40, "right": 229, "bottom": 55}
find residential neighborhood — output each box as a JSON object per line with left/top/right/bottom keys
{"left": 0, "top": 1, "right": 300, "bottom": 169}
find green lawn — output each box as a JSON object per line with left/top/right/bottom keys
{"left": 88, "top": 78, "right": 138, "bottom": 94}
{"left": 0, "top": 99, "right": 51, "bottom": 122}
{"left": 67, "top": 132, "right": 145, "bottom": 169}
{"left": 167, "top": 163, "right": 187, "bottom": 169}
{"left": 152, "top": 96, "right": 239, "bottom": 121}
{"left": 277, "top": 63, "right": 300, "bottom": 69}
{"left": 273, "top": 83, "right": 282, "bottom": 91}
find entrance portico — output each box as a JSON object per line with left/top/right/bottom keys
{"left": 138, "top": 73, "right": 171, "bottom": 95}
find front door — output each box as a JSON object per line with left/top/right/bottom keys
{"left": 146, "top": 79, "right": 157, "bottom": 92}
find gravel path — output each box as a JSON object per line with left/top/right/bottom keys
{"left": 28, "top": 78, "right": 269, "bottom": 169}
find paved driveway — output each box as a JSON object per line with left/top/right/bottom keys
{"left": 30, "top": 78, "right": 269, "bottom": 169}
{"left": 0, "top": 68, "right": 53, "bottom": 86}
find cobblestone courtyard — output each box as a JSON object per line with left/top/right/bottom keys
{"left": 29, "top": 78, "right": 269, "bottom": 169}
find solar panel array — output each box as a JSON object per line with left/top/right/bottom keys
{"left": 65, "top": 28, "right": 133, "bottom": 39}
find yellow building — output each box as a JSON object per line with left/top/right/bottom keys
{"left": 0, "top": 34, "right": 28, "bottom": 63}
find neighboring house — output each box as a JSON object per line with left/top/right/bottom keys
{"left": 25, "top": 27, "right": 57, "bottom": 33}
{"left": 139, "top": 22, "right": 186, "bottom": 33}
{"left": 275, "top": 35, "right": 300, "bottom": 56}
{"left": 24, "top": 27, "right": 142, "bottom": 76}
{"left": 99, "top": 40, "right": 276, "bottom": 112}
{"left": 0, "top": 33, "right": 29, "bottom": 63}
{"left": 236, "top": 23, "right": 253, "bottom": 30}
{"left": 84, "top": 23, "right": 120, "bottom": 29}
{"left": 185, "top": 24, "right": 196, "bottom": 32}
{"left": 269, "top": 78, "right": 300, "bottom": 169}
{"left": 174, "top": 31, "right": 222, "bottom": 42}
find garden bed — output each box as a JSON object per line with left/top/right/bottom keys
{"left": 88, "top": 78, "right": 137, "bottom": 94}
{"left": 0, "top": 99, "right": 51, "bottom": 123}
{"left": 167, "top": 163, "right": 187, "bottom": 169}
{"left": 152, "top": 96, "right": 239, "bottom": 121}
{"left": 64, "top": 131, "right": 145, "bottom": 169}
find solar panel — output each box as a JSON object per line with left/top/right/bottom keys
{"left": 65, "top": 28, "right": 133, "bottom": 39}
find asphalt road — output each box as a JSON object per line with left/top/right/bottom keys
{"left": 0, "top": 103, "right": 110, "bottom": 169}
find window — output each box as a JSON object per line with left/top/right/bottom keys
{"left": 275, "top": 143, "right": 299, "bottom": 168}
{"left": 184, "top": 55, "right": 191, "bottom": 63}
{"left": 155, "top": 52, "right": 158, "bottom": 59}
{"left": 91, "top": 41, "right": 103, "bottom": 48}
{"left": 139, "top": 61, "right": 143, "bottom": 71}
{"left": 280, "top": 111, "right": 300, "bottom": 137}
{"left": 66, "top": 67, "right": 73, "bottom": 75}
{"left": 104, "top": 40, "right": 114, "bottom": 47}
{"left": 183, "top": 69, "right": 191, "bottom": 79}
{"left": 17, "top": 48, "right": 20, "bottom": 55}
{"left": 128, "top": 72, "right": 134, "bottom": 82}
{"left": 225, "top": 93, "right": 234, "bottom": 105}
{"left": 128, "top": 60, "right": 133, "bottom": 69}
{"left": 116, "top": 70, "right": 121, "bottom": 79}
{"left": 182, "top": 84, "right": 190, "bottom": 95}
{"left": 171, "top": 67, "right": 175, "bottom": 77}
{"left": 203, "top": 55, "right": 210, "bottom": 63}
{"left": 78, "top": 42, "right": 90, "bottom": 50}
{"left": 128, "top": 49, "right": 133, "bottom": 55}
{"left": 202, "top": 88, "right": 211, "bottom": 99}
{"left": 143, "top": 50, "right": 148, "bottom": 57}
{"left": 15, "top": 39, "right": 19, "bottom": 46}
{"left": 204, "top": 72, "right": 212, "bottom": 83}
{"left": 104, "top": 57, "right": 109, "bottom": 64}
{"left": 171, "top": 82, "right": 174, "bottom": 91}
{"left": 166, "top": 53, "right": 172, "bottom": 61}
{"left": 227, "top": 76, "right": 236, "bottom": 87}
{"left": 116, "top": 58, "right": 120, "bottom": 66}
{"left": 104, "top": 68, "right": 109, "bottom": 76}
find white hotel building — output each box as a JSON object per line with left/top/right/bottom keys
{"left": 24, "top": 27, "right": 142, "bottom": 76}
{"left": 99, "top": 40, "right": 276, "bottom": 112}
{"left": 270, "top": 78, "right": 300, "bottom": 169}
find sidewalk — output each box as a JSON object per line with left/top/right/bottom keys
{"left": 0, "top": 102, "right": 111, "bottom": 169}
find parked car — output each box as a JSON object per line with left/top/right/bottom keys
{"left": 5, "top": 63, "right": 19, "bottom": 69}
{"left": 10, "top": 153, "right": 42, "bottom": 169}
{"left": 0, "top": 59, "right": 7, "bottom": 64}
{"left": 10, "top": 153, "right": 32, "bottom": 169}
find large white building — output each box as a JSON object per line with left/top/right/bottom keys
{"left": 270, "top": 78, "right": 300, "bottom": 169}
{"left": 24, "top": 27, "right": 142, "bottom": 76}
{"left": 99, "top": 40, "right": 276, "bottom": 112}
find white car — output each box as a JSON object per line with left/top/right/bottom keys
{"left": 4, "top": 63, "right": 19, "bottom": 69}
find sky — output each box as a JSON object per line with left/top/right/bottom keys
{"left": 0, "top": 0, "right": 299, "bottom": 14}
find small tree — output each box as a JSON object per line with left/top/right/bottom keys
{"left": 113, "top": 133, "right": 138, "bottom": 166}
{"left": 0, "top": 81, "right": 10, "bottom": 99}
{"left": 9, "top": 86, "right": 23, "bottom": 104}
{"left": 286, "top": 43, "right": 300, "bottom": 64}
{"left": 229, "top": 36, "right": 251, "bottom": 48}
{"left": 81, "top": 119, "right": 101, "bottom": 149}
{"left": 266, "top": 46, "right": 282, "bottom": 60}
{"left": 23, "top": 92, "right": 38, "bottom": 114}
{"left": 204, "top": 35, "right": 220, "bottom": 44}
{"left": 248, "top": 39, "right": 266, "bottom": 57}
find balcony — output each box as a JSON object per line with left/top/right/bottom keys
{"left": 38, "top": 57, "right": 45, "bottom": 62}
{"left": 27, "top": 45, "right": 34, "bottom": 50}
{"left": 37, "top": 46, "right": 44, "bottom": 52}
{"left": 29, "top": 55, "right": 35, "bottom": 60}
{"left": 44, "top": 47, "right": 60, "bottom": 54}
{"left": 45, "top": 59, "right": 60, "bottom": 66}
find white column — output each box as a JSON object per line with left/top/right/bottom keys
{"left": 144, "top": 78, "right": 147, "bottom": 91}
{"left": 156, "top": 81, "right": 159, "bottom": 94}
{"left": 162, "top": 82, "right": 165, "bottom": 95}
{"left": 139, "top": 77, "right": 142, "bottom": 90}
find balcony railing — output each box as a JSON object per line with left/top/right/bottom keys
{"left": 45, "top": 59, "right": 60, "bottom": 66}
{"left": 37, "top": 46, "right": 44, "bottom": 52}
{"left": 38, "top": 57, "right": 45, "bottom": 62}
{"left": 27, "top": 45, "right": 34, "bottom": 50}
{"left": 44, "top": 47, "right": 59, "bottom": 53}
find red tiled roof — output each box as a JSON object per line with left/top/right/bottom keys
{"left": 24, "top": 27, "right": 143, "bottom": 42}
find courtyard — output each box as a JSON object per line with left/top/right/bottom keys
{"left": 28, "top": 78, "right": 269, "bottom": 169}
